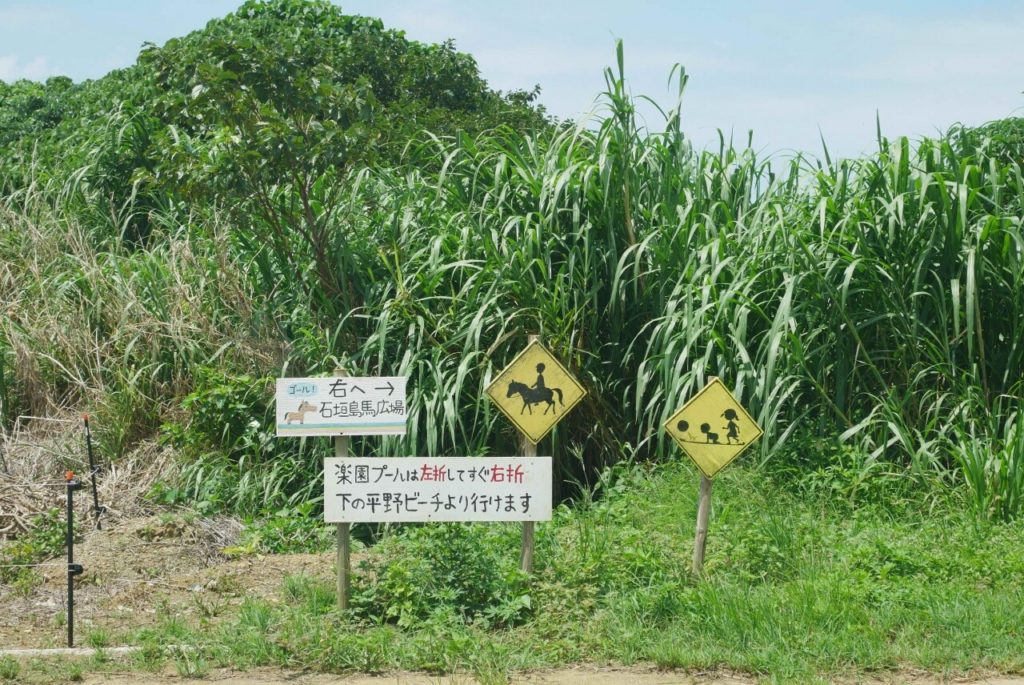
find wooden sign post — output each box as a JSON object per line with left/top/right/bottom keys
{"left": 520, "top": 399, "right": 537, "bottom": 572}
{"left": 664, "top": 377, "right": 763, "bottom": 576}
{"left": 275, "top": 370, "right": 408, "bottom": 612}
{"left": 520, "top": 334, "right": 539, "bottom": 573}
{"left": 484, "top": 334, "right": 587, "bottom": 574}
{"left": 692, "top": 475, "right": 712, "bottom": 574}
{"left": 334, "top": 369, "right": 350, "bottom": 612}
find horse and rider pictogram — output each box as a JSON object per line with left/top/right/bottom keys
{"left": 505, "top": 363, "right": 565, "bottom": 415}
{"left": 485, "top": 340, "right": 586, "bottom": 444}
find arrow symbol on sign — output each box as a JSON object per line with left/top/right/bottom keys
{"left": 375, "top": 381, "right": 395, "bottom": 396}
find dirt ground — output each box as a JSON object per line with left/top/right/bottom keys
{"left": 0, "top": 418, "right": 339, "bottom": 650}
{"left": 14, "top": 520, "right": 1022, "bottom": 685}
{"left": 0, "top": 512, "right": 337, "bottom": 650}
{"left": 4, "top": 423, "right": 1024, "bottom": 684}
{"left": 4, "top": 523, "right": 1023, "bottom": 685}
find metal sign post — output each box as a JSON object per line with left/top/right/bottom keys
{"left": 82, "top": 414, "right": 105, "bottom": 530}
{"left": 65, "top": 472, "right": 84, "bottom": 647}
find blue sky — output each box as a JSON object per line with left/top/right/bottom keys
{"left": 1, "top": 1, "right": 1021, "bottom": 159}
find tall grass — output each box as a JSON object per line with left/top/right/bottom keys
{"left": 955, "top": 406, "right": 1024, "bottom": 521}
{"left": 0, "top": 182, "right": 272, "bottom": 458}
{"left": 2, "top": 44, "right": 1022, "bottom": 514}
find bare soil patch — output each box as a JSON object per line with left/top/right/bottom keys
{"left": 1, "top": 414, "right": 175, "bottom": 538}
{"left": 0, "top": 510, "right": 339, "bottom": 649}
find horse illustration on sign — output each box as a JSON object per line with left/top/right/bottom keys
{"left": 284, "top": 401, "right": 317, "bottom": 424}
{"left": 506, "top": 380, "right": 564, "bottom": 414}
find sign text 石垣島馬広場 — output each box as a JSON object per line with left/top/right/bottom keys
{"left": 276, "top": 377, "right": 407, "bottom": 437}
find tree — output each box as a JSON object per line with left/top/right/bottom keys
{"left": 138, "top": 0, "right": 548, "bottom": 315}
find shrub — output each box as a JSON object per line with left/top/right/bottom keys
{"left": 352, "top": 523, "right": 531, "bottom": 628}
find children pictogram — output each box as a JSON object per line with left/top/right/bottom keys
{"left": 664, "top": 378, "right": 763, "bottom": 478}
{"left": 699, "top": 422, "right": 719, "bottom": 444}
{"left": 722, "top": 408, "right": 740, "bottom": 444}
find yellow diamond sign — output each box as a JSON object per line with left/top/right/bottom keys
{"left": 485, "top": 340, "right": 587, "bottom": 445}
{"left": 664, "top": 378, "right": 763, "bottom": 479}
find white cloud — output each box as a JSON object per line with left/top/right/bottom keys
{"left": 0, "top": 55, "right": 53, "bottom": 82}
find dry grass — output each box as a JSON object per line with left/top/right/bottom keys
{"left": 1, "top": 413, "right": 175, "bottom": 538}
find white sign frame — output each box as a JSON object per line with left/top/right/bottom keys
{"left": 275, "top": 377, "right": 407, "bottom": 437}
{"left": 324, "top": 457, "right": 552, "bottom": 523}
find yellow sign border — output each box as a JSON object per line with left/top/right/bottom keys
{"left": 486, "top": 340, "right": 587, "bottom": 445}
{"left": 664, "top": 378, "right": 762, "bottom": 479}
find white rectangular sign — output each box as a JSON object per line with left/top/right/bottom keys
{"left": 276, "top": 377, "right": 407, "bottom": 437}
{"left": 324, "top": 457, "right": 552, "bottom": 522}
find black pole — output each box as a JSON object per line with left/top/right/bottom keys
{"left": 83, "top": 414, "right": 104, "bottom": 530}
{"left": 66, "top": 473, "right": 83, "bottom": 648}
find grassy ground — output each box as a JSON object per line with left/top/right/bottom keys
{"left": 7, "top": 458, "right": 1023, "bottom": 684}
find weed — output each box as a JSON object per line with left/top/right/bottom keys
{"left": 352, "top": 523, "right": 530, "bottom": 628}
{"left": 90, "top": 647, "right": 111, "bottom": 667}
{"left": 228, "top": 502, "right": 335, "bottom": 555}
{"left": 956, "top": 412, "right": 1024, "bottom": 521}
{"left": 0, "top": 657, "right": 19, "bottom": 682}
{"left": 64, "top": 661, "right": 84, "bottom": 682}
{"left": 85, "top": 628, "right": 110, "bottom": 649}
{"left": 190, "top": 592, "right": 227, "bottom": 619}
{"left": 132, "top": 642, "right": 165, "bottom": 672}
{"left": 282, "top": 574, "right": 334, "bottom": 616}
{"left": 173, "top": 650, "right": 209, "bottom": 679}
{"left": 238, "top": 599, "right": 274, "bottom": 632}
{"left": 0, "top": 508, "right": 73, "bottom": 586}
